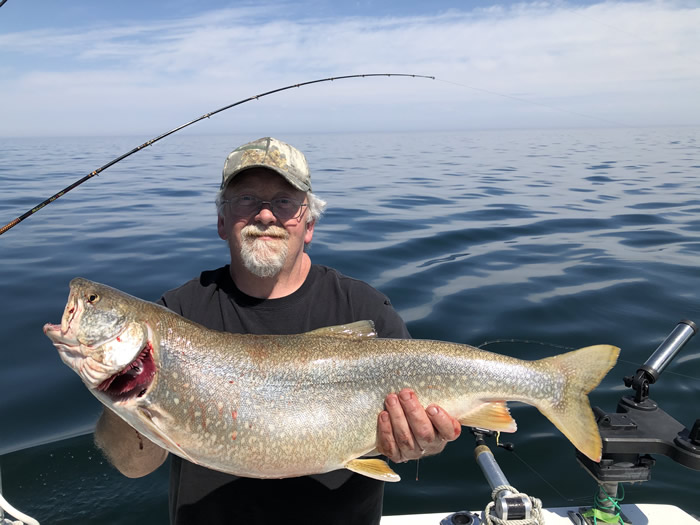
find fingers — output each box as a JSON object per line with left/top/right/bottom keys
{"left": 394, "top": 390, "right": 436, "bottom": 455}
{"left": 376, "top": 389, "right": 462, "bottom": 463}
{"left": 376, "top": 409, "right": 401, "bottom": 462}
{"left": 426, "top": 404, "right": 462, "bottom": 443}
{"left": 376, "top": 392, "right": 415, "bottom": 462}
{"left": 386, "top": 390, "right": 420, "bottom": 461}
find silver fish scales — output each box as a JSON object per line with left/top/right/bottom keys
{"left": 44, "top": 278, "right": 619, "bottom": 481}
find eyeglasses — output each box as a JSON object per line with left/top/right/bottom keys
{"left": 222, "top": 195, "right": 308, "bottom": 221}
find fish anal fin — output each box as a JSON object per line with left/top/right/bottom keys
{"left": 458, "top": 401, "right": 517, "bottom": 433}
{"left": 345, "top": 458, "right": 401, "bottom": 482}
{"left": 305, "top": 320, "right": 377, "bottom": 339}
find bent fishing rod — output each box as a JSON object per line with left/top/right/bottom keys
{"left": 0, "top": 73, "right": 434, "bottom": 237}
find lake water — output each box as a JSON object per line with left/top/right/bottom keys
{"left": 1, "top": 128, "right": 699, "bottom": 523}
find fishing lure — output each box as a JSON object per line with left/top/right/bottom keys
{"left": 0, "top": 73, "right": 433, "bottom": 236}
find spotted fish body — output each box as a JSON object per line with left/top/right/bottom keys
{"left": 44, "top": 278, "right": 619, "bottom": 481}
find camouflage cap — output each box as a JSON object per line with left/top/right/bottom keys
{"left": 221, "top": 137, "right": 311, "bottom": 192}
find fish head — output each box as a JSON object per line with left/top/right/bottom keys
{"left": 44, "top": 277, "right": 157, "bottom": 403}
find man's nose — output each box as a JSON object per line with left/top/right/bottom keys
{"left": 254, "top": 202, "right": 277, "bottom": 224}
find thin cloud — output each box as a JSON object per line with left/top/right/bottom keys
{"left": 1, "top": 1, "right": 699, "bottom": 136}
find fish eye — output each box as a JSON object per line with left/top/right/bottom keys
{"left": 87, "top": 293, "right": 99, "bottom": 304}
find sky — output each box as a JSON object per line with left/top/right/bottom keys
{"left": 1, "top": 0, "right": 699, "bottom": 137}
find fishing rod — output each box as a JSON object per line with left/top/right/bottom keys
{"left": 0, "top": 73, "right": 434, "bottom": 237}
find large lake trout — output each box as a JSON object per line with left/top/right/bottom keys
{"left": 44, "top": 278, "right": 619, "bottom": 481}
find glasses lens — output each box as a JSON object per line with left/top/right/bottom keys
{"left": 230, "top": 195, "right": 260, "bottom": 216}
{"left": 229, "top": 196, "right": 303, "bottom": 220}
{"left": 272, "top": 198, "right": 301, "bottom": 219}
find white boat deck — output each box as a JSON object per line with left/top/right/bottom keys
{"left": 380, "top": 503, "right": 699, "bottom": 524}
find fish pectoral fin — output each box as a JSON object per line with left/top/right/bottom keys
{"left": 458, "top": 401, "right": 517, "bottom": 432}
{"left": 136, "top": 407, "right": 198, "bottom": 464}
{"left": 345, "top": 458, "right": 401, "bottom": 482}
{"left": 305, "top": 320, "right": 377, "bottom": 340}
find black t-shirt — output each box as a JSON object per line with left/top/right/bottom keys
{"left": 158, "top": 264, "right": 410, "bottom": 525}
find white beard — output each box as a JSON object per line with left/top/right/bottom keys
{"left": 239, "top": 224, "right": 290, "bottom": 278}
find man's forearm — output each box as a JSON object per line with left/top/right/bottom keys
{"left": 95, "top": 408, "right": 168, "bottom": 478}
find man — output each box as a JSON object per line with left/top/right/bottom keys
{"left": 95, "top": 137, "right": 461, "bottom": 524}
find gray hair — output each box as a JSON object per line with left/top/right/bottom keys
{"left": 215, "top": 188, "right": 327, "bottom": 224}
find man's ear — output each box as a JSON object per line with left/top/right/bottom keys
{"left": 304, "top": 219, "right": 315, "bottom": 245}
{"left": 217, "top": 214, "right": 228, "bottom": 240}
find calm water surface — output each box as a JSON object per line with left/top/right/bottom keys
{"left": 1, "top": 128, "right": 699, "bottom": 523}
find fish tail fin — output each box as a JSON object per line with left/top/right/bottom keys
{"left": 536, "top": 344, "right": 620, "bottom": 462}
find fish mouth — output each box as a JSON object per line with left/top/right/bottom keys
{"left": 43, "top": 322, "right": 83, "bottom": 360}
{"left": 97, "top": 341, "right": 156, "bottom": 403}
{"left": 43, "top": 322, "right": 73, "bottom": 345}
{"left": 44, "top": 297, "right": 80, "bottom": 346}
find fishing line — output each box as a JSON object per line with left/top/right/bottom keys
{"left": 433, "top": 77, "right": 628, "bottom": 128}
{"left": 509, "top": 449, "right": 591, "bottom": 504}
{"left": 479, "top": 341, "right": 700, "bottom": 382}
{"left": 0, "top": 73, "right": 433, "bottom": 237}
{"left": 477, "top": 339, "right": 575, "bottom": 352}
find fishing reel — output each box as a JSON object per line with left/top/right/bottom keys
{"left": 576, "top": 319, "right": 700, "bottom": 522}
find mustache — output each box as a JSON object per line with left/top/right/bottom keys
{"left": 241, "top": 225, "right": 289, "bottom": 240}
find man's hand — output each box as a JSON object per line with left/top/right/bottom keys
{"left": 376, "top": 388, "right": 461, "bottom": 463}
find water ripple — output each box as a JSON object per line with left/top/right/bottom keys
{"left": 3, "top": 128, "right": 700, "bottom": 520}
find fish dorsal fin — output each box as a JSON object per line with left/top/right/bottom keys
{"left": 458, "top": 400, "right": 517, "bottom": 433}
{"left": 345, "top": 458, "right": 400, "bottom": 482}
{"left": 305, "top": 320, "right": 377, "bottom": 339}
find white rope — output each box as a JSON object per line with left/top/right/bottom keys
{"left": 0, "top": 492, "right": 39, "bottom": 525}
{"left": 482, "top": 484, "right": 545, "bottom": 525}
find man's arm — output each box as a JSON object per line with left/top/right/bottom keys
{"left": 94, "top": 408, "right": 168, "bottom": 478}
{"left": 377, "top": 388, "right": 462, "bottom": 462}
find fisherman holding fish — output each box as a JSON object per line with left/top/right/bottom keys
{"left": 93, "top": 137, "right": 462, "bottom": 524}
{"left": 46, "top": 137, "right": 618, "bottom": 523}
